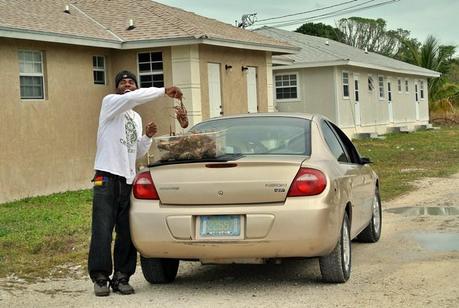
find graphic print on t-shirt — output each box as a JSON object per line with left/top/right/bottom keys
{"left": 120, "top": 113, "right": 138, "bottom": 153}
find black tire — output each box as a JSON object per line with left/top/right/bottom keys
{"left": 319, "top": 212, "right": 351, "bottom": 283}
{"left": 140, "top": 256, "right": 179, "bottom": 284}
{"left": 357, "top": 186, "right": 382, "bottom": 243}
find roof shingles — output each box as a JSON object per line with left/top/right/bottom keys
{"left": 255, "top": 27, "right": 439, "bottom": 77}
{"left": 0, "top": 0, "right": 292, "bottom": 50}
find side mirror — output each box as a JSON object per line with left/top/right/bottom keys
{"left": 360, "top": 156, "right": 373, "bottom": 164}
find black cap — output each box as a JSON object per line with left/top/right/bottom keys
{"left": 115, "top": 70, "right": 138, "bottom": 88}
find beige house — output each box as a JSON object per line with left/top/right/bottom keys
{"left": 255, "top": 27, "right": 441, "bottom": 137}
{"left": 0, "top": 0, "right": 296, "bottom": 203}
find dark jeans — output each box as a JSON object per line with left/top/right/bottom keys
{"left": 88, "top": 171, "right": 137, "bottom": 281}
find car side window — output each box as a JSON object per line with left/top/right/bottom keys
{"left": 327, "top": 122, "right": 362, "bottom": 164}
{"left": 320, "top": 120, "right": 349, "bottom": 163}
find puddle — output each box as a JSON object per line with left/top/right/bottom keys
{"left": 412, "top": 232, "right": 459, "bottom": 252}
{"left": 385, "top": 207, "right": 459, "bottom": 216}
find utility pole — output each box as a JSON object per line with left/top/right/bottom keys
{"left": 237, "top": 13, "right": 257, "bottom": 28}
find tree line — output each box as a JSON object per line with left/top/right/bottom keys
{"left": 295, "top": 18, "right": 459, "bottom": 113}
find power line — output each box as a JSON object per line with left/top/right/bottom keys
{"left": 256, "top": 0, "right": 377, "bottom": 27}
{"left": 256, "top": 0, "right": 358, "bottom": 22}
{"left": 253, "top": 0, "right": 400, "bottom": 28}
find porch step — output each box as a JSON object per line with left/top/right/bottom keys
{"left": 386, "top": 126, "right": 402, "bottom": 133}
{"left": 415, "top": 124, "right": 439, "bottom": 130}
{"left": 355, "top": 132, "right": 379, "bottom": 139}
{"left": 399, "top": 126, "right": 415, "bottom": 133}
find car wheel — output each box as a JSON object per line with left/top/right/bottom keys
{"left": 357, "top": 186, "right": 382, "bottom": 243}
{"left": 140, "top": 256, "right": 179, "bottom": 284}
{"left": 319, "top": 212, "right": 351, "bottom": 283}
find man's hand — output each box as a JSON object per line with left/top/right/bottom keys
{"left": 145, "top": 122, "right": 157, "bottom": 138}
{"left": 165, "top": 86, "right": 183, "bottom": 100}
{"left": 175, "top": 105, "right": 189, "bottom": 128}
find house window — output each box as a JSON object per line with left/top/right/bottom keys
{"left": 378, "top": 76, "right": 384, "bottom": 98}
{"left": 138, "top": 52, "right": 164, "bottom": 88}
{"left": 420, "top": 81, "right": 425, "bottom": 99}
{"left": 275, "top": 73, "right": 298, "bottom": 100}
{"left": 342, "top": 72, "right": 349, "bottom": 98}
{"left": 354, "top": 78, "right": 359, "bottom": 102}
{"left": 405, "top": 79, "right": 409, "bottom": 93}
{"left": 93, "top": 56, "right": 106, "bottom": 85}
{"left": 397, "top": 78, "right": 402, "bottom": 92}
{"left": 368, "top": 75, "right": 374, "bottom": 91}
{"left": 18, "top": 50, "right": 45, "bottom": 99}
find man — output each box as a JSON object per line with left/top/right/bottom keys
{"left": 88, "top": 70, "right": 188, "bottom": 296}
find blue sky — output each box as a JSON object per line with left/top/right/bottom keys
{"left": 155, "top": 0, "right": 458, "bottom": 54}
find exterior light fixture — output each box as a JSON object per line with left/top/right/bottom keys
{"left": 127, "top": 19, "right": 136, "bottom": 30}
{"left": 64, "top": 5, "right": 70, "bottom": 13}
{"left": 225, "top": 64, "right": 232, "bottom": 71}
{"left": 241, "top": 66, "right": 248, "bottom": 72}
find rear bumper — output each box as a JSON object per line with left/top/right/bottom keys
{"left": 130, "top": 197, "right": 342, "bottom": 259}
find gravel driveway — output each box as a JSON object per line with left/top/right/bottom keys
{"left": 1, "top": 174, "right": 458, "bottom": 308}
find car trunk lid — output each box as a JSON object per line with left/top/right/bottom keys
{"left": 150, "top": 156, "right": 307, "bottom": 205}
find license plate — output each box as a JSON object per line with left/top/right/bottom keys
{"left": 199, "top": 215, "right": 241, "bottom": 238}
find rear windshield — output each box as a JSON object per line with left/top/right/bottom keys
{"left": 192, "top": 117, "right": 311, "bottom": 156}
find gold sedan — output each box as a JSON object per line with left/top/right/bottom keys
{"left": 130, "top": 113, "right": 382, "bottom": 284}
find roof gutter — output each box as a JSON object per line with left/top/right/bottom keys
{"left": 347, "top": 60, "right": 441, "bottom": 78}
{"left": 123, "top": 35, "right": 299, "bottom": 54}
{"left": 0, "top": 27, "right": 299, "bottom": 55}
{"left": 0, "top": 27, "right": 121, "bottom": 49}
{"left": 273, "top": 58, "right": 441, "bottom": 77}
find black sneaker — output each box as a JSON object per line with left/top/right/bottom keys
{"left": 111, "top": 272, "right": 135, "bottom": 295}
{"left": 94, "top": 278, "right": 110, "bottom": 297}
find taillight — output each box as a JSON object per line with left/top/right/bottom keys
{"left": 132, "top": 171, "right": 159, "bottom": 200}
{"left": 287, "top": 168, "right": 327, "bottom": 197}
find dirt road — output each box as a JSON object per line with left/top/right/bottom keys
{"left": 1, "top": 174, "right": 458, "bottom": 308}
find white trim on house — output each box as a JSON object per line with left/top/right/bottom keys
{"left": 18, "top": 49, "right": 46, "bottom": 101}
{"left": 341, "top": 70, "right": 350, "bottom": 99}
{"left": 333, "top": 67, "right": 340, "bottom": 126}
{"left": 92, "top": 55, "right": 106, "bottom": 85}
{"left": 271, "top": 59, "right": 441, "bottom": 78}
{"left": 274, "top": 72, "right": 300, "bottom": 102}
{"left": 136, "top": 51, "right": 164, "bottom": 88}
{"left": 0, "top": 27, "right": 122, "bottom": 48}
{"left": 272, "top": 60, "right": 348, "bottom": 70}
{"left": 348, "top": 60, "right": 440, "bottom": 78}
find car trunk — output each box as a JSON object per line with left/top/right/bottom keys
{"left": 150, "top": 156, "right": 307, "bottom": 205}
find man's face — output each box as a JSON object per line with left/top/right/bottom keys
{"left": 116, "top": 78, "right": 137, "bottom": 94}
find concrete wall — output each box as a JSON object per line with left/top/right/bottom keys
{"left": 199, "top": 45, "right": 269, "bottom": 118}
{"left": 273, "top": 66, "right": 336, "bottom": 120}
{"left": 0, "top": 38, "right": 111, "bottom": 203}
{"left": 334, "top": 66, "right": 429, "bottom": 135}
{"left": 0, "top": 39, "right": 272, "bottom": 203}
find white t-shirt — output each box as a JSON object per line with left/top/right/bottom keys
{"left": 94, "top": 87, "right": 165, "bottom": 184}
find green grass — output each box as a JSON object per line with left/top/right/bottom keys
{"left": 353, "top": 125, "right": 459, "bottom": 200}
{"left": 0, "top": 190, "right": 92, "bottom": 279}
{"left": 0, "top": 126, "right": 458, "bottom": 279}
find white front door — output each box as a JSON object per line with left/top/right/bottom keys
{"left": 387, "top": 81, "right": 393, "bottom": 123}
{"left": 354, "top": 76, "right": 361, "bottom": 126}
{"left": 247, "top": 67, "right": 258, "bottom": 113}
{"left": 208, "top": 63, "right": 222, "bottom": 118}
{"left": 414, "top": 82, "right": 420, "bottom": 120}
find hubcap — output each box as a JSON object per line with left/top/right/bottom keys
{"left": 373, "top": 193, "right": 381, "bottom": 235}
{"left": 342, "top": 221, "right": 350, "bottom": 272}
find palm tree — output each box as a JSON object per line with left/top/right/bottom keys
{"left": 402, "top": 35, "right": 456, "bottom": 102}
